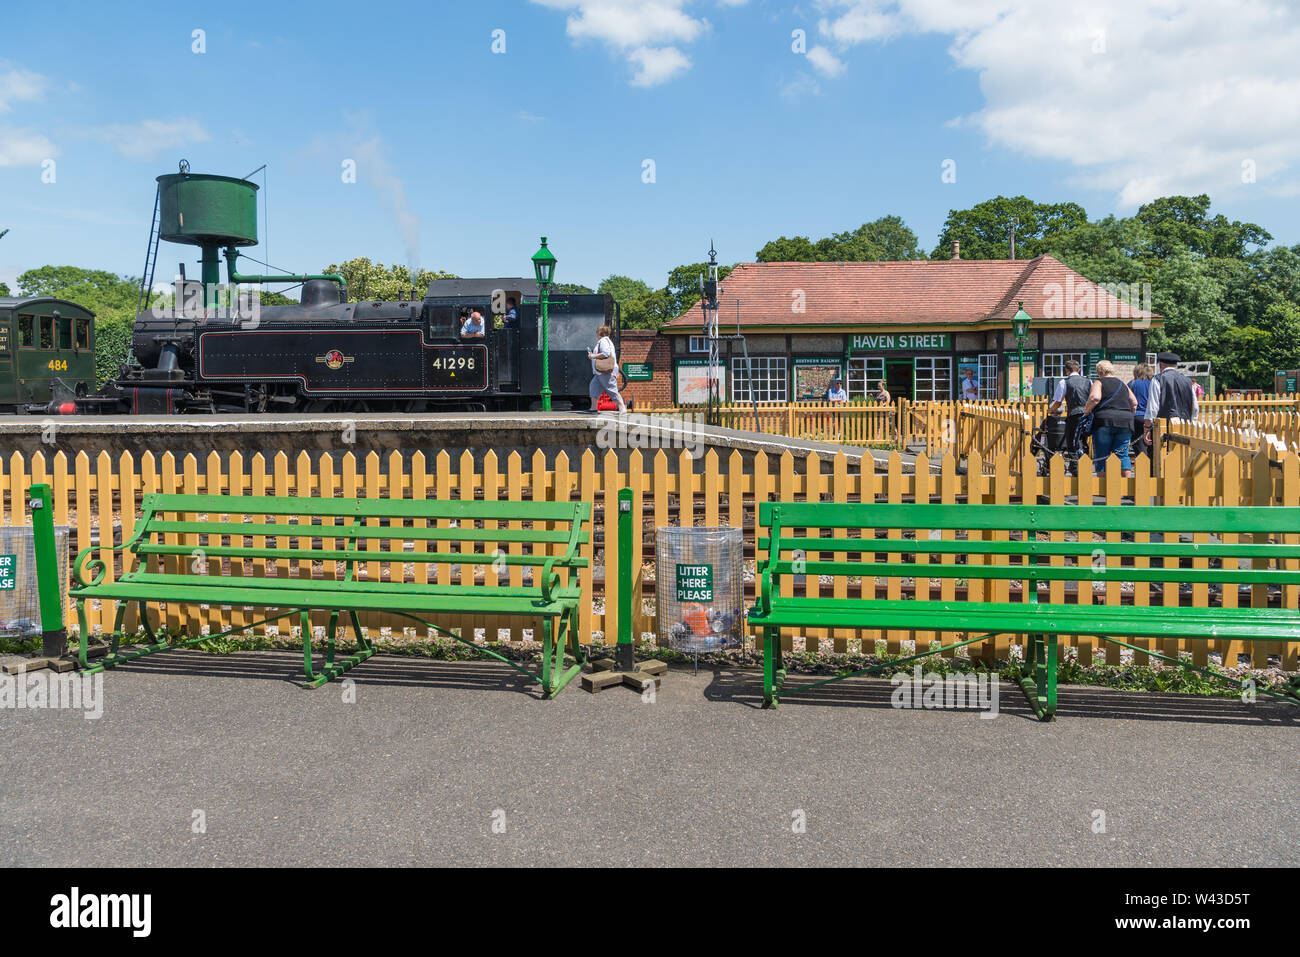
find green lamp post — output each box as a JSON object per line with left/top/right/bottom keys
{"left": 1012, "top": 301, "right": 1032, "bottom": 401}
{"left": 531, "top": 237, "right": 558, "bottom": 412}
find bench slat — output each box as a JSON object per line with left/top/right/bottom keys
{"left": 74, "top": 581, "right": 577, "bottom": 617}
{"left": 133, "top": 544, "right": 589, "bottom": 567}
{"left": 144, "top": 494, "right": 591, "bottom": 523}
{"left": 770, "top": 559, "right": 1300, "bottom": 586}
{"left": 112, "top": 572, "right": 578, "bottom": 600}
{"left": 751, "top": 598, "right": 1300, "bottom": 641}
{"left": 757, "top": 537, "right": 1300, "bottom": 561}
{"left": 142, "top": 521, "right": 587, "bottom": 545}
{"left": 760, "top": 502, "right": 1300, "bottom": 535}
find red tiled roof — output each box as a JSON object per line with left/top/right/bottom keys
{"left": 663, "top": 255, "right": 1161, "bottom": 329}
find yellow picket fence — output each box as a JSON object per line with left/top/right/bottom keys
{"left": 4, "top": 445, "right": 1298, "bottom": 671}
{"left": 642, "top": 402, "right": 898, "bottom": 446}
{"left": 650, "top": 396, "right": 1300, "bottom": 453}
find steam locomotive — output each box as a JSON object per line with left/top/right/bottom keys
{"left": 78, "top": 278, "right": 618, "bottom": 414}
{"left": 10, "top": 167, "right": 621, "bottom": 415}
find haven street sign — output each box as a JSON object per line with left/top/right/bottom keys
{"left": 849, "top": 333, "right": 951, "bottom": 352}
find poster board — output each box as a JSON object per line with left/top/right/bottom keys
{"left": 674, "top": 359, "right": 724, "bottom": 404}
{"left": 1005, "top": 351, "right": 1039, "bottom": 399}
{"left": 792, "top": 356, "right": 843, "bottom": 401}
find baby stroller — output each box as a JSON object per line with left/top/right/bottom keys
{"left": 1032, "top": 415, "right": 1081, "bottom": 476}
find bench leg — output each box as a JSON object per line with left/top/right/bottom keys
{"left": 537, "top": 609, "right": 584, "bottom": 699}
{"left": 76, "top": 600, "right": 91, "bottom": 669}
{"left": 301, "top": 609, "right": 377, "bottom": 689}
{"left": 1018, "top": 633, "right": 1057, "bottom": 721}
{"left": 763, "top": 626, "right": 784, "bottom": 708}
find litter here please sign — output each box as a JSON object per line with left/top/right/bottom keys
{"left": 0, "top": 554, "right": 15, "bottom": 591}
{"left": 675, "top": 564, "right": 713, "bottom": 602}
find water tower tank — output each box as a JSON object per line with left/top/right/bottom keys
{"left": 156, "top": 172, "right": 259, "bottom": 247}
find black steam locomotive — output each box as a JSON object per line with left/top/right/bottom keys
{"left": 82, "top": 278, "right": 618, "bottom": 415}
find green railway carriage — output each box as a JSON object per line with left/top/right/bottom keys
{"left": 0, "top": 297, "right": 96, "bottom": 412}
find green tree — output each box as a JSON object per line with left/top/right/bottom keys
{"left": 553, "top": 282, "right": 594, "bottom": 295}
{"left": 756, "top": 215, "right": 921, "bottom": 262}
{"left": 0, "top": 281, "right": 9, "bottom": 296}
{"left": 17, "top": 265, "right": 143, "bottom": 311}
{"left": 1211, "top": 301, "right": 1300, "bottom": 389}
{"left": 597, "top": 275, "right": 653, "bottom": 303}
{"left": 931, "top": 196, "right": 1089, "bottom": 260}
{"left": 323, "top": 257, "right": 456, "bottom": 301}
{"left": 1135, "top": 194, "right": 1270, "bottom": 260}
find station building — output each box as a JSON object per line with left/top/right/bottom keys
{"left": 639, "top": 250, "right": 1162, "bottom": 406}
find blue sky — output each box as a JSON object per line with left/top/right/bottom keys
{"left": 2, "top": 0, "right": 1298, "bottom": 293}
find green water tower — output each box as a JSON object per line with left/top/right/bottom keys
{"left": 157, "top": 171, "right": 259, "bottom": 289}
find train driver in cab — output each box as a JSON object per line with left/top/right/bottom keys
{"left": 503, "top": 298, "right": 519, "bottom": 329}
{"left": 460, "top": 308, "right": 486, "bottom": 338}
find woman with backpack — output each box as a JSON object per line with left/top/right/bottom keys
{"left": 586, "top": 323, "right": 627, "bottom": 413}
{"left": 1082, "top": 360, "right": 1138, "bottom": 477}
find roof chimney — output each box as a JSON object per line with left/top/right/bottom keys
{"left": 950, "top": 241, "right": 961, "bottom": 260}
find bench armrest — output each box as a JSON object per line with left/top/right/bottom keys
{"left": 539, "top": 556, "right": 560, "bottom": 604}
{"left": 757, "top": 512, "right": 783, "bottom": 616}
{"left": 73, "top": 528, "right": 148, "bottom": 589}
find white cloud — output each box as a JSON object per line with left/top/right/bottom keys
{"left": 532, "top": 0, "right": 727, "bottom": 86}
{"left": 89, "top": 117, "right": 210, "bottom": 160}
{"left": 780, "top": 72, "right": 822, "bottom": 101}
{"left": 814, "top": 0, "right": 1300, "bottom": 205}
{"left": 0, "top": 64, "right": 49, "bottom": 113}
{"left": 0, "top": 128, "right": 55, "bottom": 166}
{"left": 806, "top": 45, "right": 845, "bottom": 77}
{"left": 627, "top": 45, "right": 693, "bottom": 86}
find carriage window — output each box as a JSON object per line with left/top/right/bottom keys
{"left": 76, "top": 318, "right": 91, "bottom": 349}
{"left": 58, "top": 316, "right": 73, "bottom": 350}
{"left": 39, "top": 316, "right": 54, "bottom": 349}
{"left": 19, "top": 315, "right": 34, "bottom": 348}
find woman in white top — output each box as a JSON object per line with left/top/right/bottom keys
{"left": 585, "top": 324, "right": 627, "bottom": 413}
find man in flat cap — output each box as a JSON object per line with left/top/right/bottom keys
{"left": 1144, "top": 351, "right": 1199, "bottom": 448}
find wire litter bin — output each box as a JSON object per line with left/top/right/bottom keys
{"left": 0, "top": 525, "right": 68, "bottom": 637}
{"left": 656, "top": 526, "right": 744, "bottom": 657}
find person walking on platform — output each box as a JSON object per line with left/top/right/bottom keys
{"left": 1143, "top": 352, "right": 1199, "bottom": 451}
{"left": 1048, "top": 359, "right": 1091, "bottom": 459}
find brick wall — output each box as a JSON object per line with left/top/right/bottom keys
{"left": 617, "top": 329, "right": 672, "bottom": 408}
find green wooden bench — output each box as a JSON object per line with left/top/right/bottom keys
{"left": 69, "top": 494, "right": 592, "bottom": 697}
{"left": 752, "top": 502, "right": 1300, "bottom": 718}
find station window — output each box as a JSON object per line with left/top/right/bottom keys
{"left": 18, "top": 315, "right": 34, "bottom": 348}
{"left": 76, "top": 318, "right": 91, "bottom": 349}
{"left": 731, "top": 356, "right": 787, "bottom": 403}
{"left": 39, "top": 316, "right": 54, "bottom": 350}
{"left": 58, "top": 316, "right": 73, "bottom": 350}
{"left": 688, "top": 336, "right": 709, "bottom": 353}
{"left": 1042, "top": 352, "right": 1086, "bottom": 378}
{"left": 974, "top": 354, "right": 999, "bottom": 399}
{"left": 847, "top": 356, "right": 884, "bottom": 399}
{"left": 914, "top": 356, "right": 953, "bottom": 401}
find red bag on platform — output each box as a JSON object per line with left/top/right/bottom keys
{"left": 596, "top": 392, "right": 618, "bottom": 411}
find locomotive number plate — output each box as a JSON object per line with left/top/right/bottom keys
{"left": 426, "top": 344, "right": 488, "bottom": 391}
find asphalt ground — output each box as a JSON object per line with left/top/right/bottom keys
{"left": 1, "top": 649, "right": 1295, "bottom": 867}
